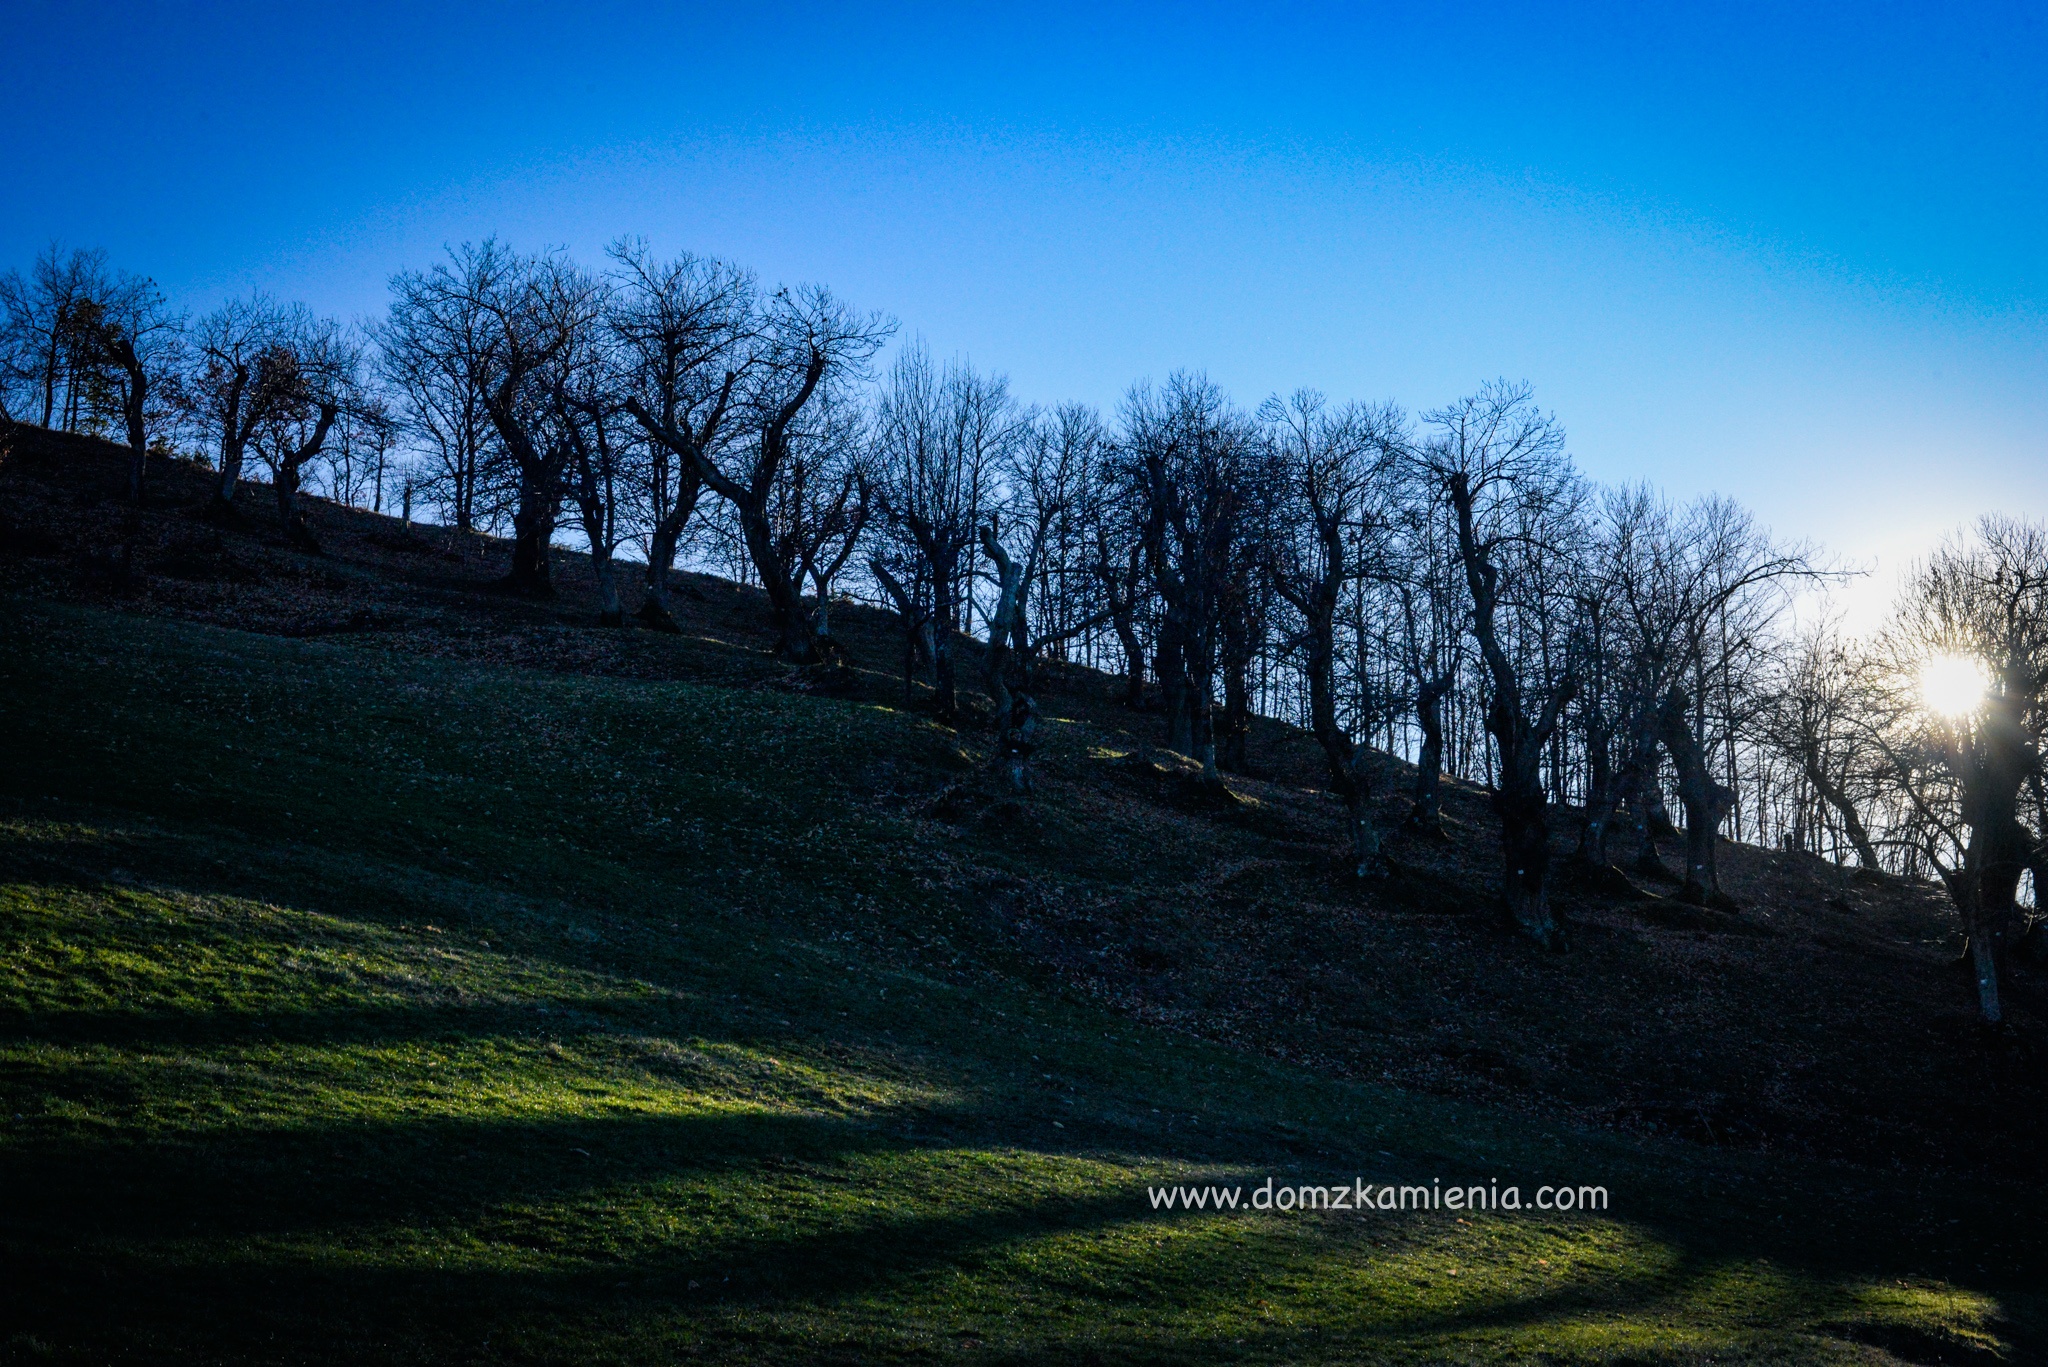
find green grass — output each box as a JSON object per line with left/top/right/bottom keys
{"left": 0, "top": 597, "right": 2036, "bottom": 1364}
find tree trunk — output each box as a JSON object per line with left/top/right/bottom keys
{"left": 1291, "top": 584, "right": 1384, "bottom": 877}
{"left": 1969, "top": 925, "right": 2004, "bottom": 1025}
{"left": 638, "top": 521, "right": 683, "bottom": 629}
{"left": 1157, "top": 628, "right": 1193, "bottom": 755}
{"left": 274, "top": 461, "right": 320, "bottom": 553}
{"left": 1657, "top": 687, "right": 1734, "bottom": 907}
{"left": 272, "top": 403, "right": 337, "bottom": 555}
{"left": 1626, "top": 734, "right": 1674, "bottom": 877}
{"left": 39, "top": 307, "right": 62, "bottom": 429}
{"left": 636, "top": 457, "right": 703, "bottom": 629}
{"left": 1113, "top": 613, "right": 1145, "bottom": 708}
{"left": 761, "top": 568, "right": 816, "bottom": 662}
{"left": 1945, "top": 698, "right": 2033, "bottom": 1023}
{"left": 1447, "top": 471, "right": 1572, "bottom": 948}
{"left": 929, "top": 556, "right": 960, "bottom": 718}
{"left": 1943, "top": 864, "right": 2015, "bottom": 1026}
{"left": 591, "top": 545, "right": 623, "bottom": 626}
{"left": 1803, "top": 756, "right": 1882, "bottom": 871}
{"left": 1097, "top": 535, "right": 1146, "bottom": 709}
{"left": 1407, "top": 671, "right": 1452, "bottom": 835}
{"left": 1576, "top": 717, "right": 1618, "bottom": 865}
{"left": 980, "top": 523, "right": 1038, "bottom": 792}
{"left": 1346, "top": 780, "right": 1383, "bottom": 877}
{"left": 114, "top": 342, "right": 148, "bottom": 506}
{"left": 730, "top": 497, "right": 816, "bottom": 663}
{"left": 1190, "top": 676, "right": 1221, "bottom": 788}
{"left": 506, "top": 482, "right": 558, "bottom": 597}
{"left": 1499, "top": 799, "right": 1560, "bottom": 946}
{"left": 1219, "top": 651, "right": 1252, "bottom": 774}
{"left": 871, "top": 559, "right": 933, "bottom": 703}
{"left": 208, "top": 366, "right": 253, "bottom": 519}
{"left": 565, "top": 449, "right": 622, "bottom": 627}
{"left": 212, "top": 433, "right": 246, "bottom": 518}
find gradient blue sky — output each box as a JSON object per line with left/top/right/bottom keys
{"left": 6, "top": 2, "right": 2043, "bottom": 619}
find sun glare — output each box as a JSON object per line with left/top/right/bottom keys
{"left": 1919, "top": 654, "right": 1989, "bottom": 720}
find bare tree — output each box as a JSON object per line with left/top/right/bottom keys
{"left": 1018, "top": 404, "right": 1113, "bottom": 669}
{"left": 0, "top": 244, "right": 112, "bottom": 430}
{"left": 775, "top": 387, "right": 874, "bottom": 652}
{"left": 869, "top": 546, "right": 937, "bottom": 702}
{"left": 1265, "top": 389, "right": 1406, "bottom": 875}
{"left": 975, "top": 405, "right": 1118, "bottom": 788}
{"left": 1090, "top": 511, "right": 1151, "bottom": 710}
{"left": 870, "top": 345, "right": 1012, "bottom": 716}
{"left": 1864, "top": 517, "right": 2048, "bottom": 1024}
{"left": 185, "top": 294, "right": 313, "bottom": 521}
{"left": 247, "top": 314, "right": 361, "bottom": 552}
{"left": 1217, "top": 495, "right": 1279, "bottom": 776}
{"left": 1594, "top": 488, "right": 1815, "bottom": 903}
{"left": 609, "top": 240, "right": 756, "bottom": 628}
{"left": 69, "top": 268, "right": 184, "bottom": 503}
{"left": 387, "top": 241, "right": 603, "bottom": 596}
{"left": 633, "top": 284, "right": 888, "bottom": 661}
{"left": 553, "top": 310, "right": 640, "bottom": 626}
{"left": 1389, "top": 493, "right": 1463, "bottom": 834}
{"left": 1416, "top": 381, "right": 1586, "bottom": 947}
{"left": 379, "top": 286, "right": 495, "bottom": 534}
{"left": 978, "top": 517, "right": 1042, "bottom": 791}
{"left": 1119, "top": 373, "right": 1259, "bottom": 789}
{"left": 1754, "top": 615, "right": 1885, "bottom": 869}
{"left": 321, "top": 388, "right": 400, "bottom": 513}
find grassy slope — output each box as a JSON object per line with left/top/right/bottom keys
{"left": 0, "top": 596, "right": 2038, "bottom": 1366}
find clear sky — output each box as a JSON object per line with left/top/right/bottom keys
{"left": 6, "top": 2, "right": 2043, "bottom": 622}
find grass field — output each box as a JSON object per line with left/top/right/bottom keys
{"left": 0, "top": 595, "right": 2037, "bottom": 1364}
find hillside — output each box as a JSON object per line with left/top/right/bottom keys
{"left": 1, "top": 425, "right": 2042, "bottom": 1364}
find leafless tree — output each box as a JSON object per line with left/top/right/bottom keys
{"left": 869, "top": 545, "right": 938, "bottom": 702}
{"left": 1415, "top": 380, "right": 1586, "bottom": 947}
{"left": 552, "top": 310, "right": 641, "bottom": 626}
{"left": 1592, "top": 488, "right": 1815, "bottom": 903}
{"left": 1217, "top": 491, "right": 1280, "bottom": 776}
{"left": 1017, "top": 404, "right": 1113, "bottom": 668}
{"left": 1753, "top": 615, "right": 1885, "bottom": 869}
{"left": 248, "top": 315, "right": 365, "bottom": 552}
{"left": 870, "top": 344, "right": 1012, "bottom": 715}
{"left": 1863, "top": 517, "right": 2048, "bottom": 1023}
{"left": 1090, "top": 500, "right": 1151, "bottom": 710}
{"left": 1265, "top": 389, "right": 1406, "bottom": 874}
{"left": 609, "top": 240, "right": 756, "bottom": 628}
{"left": 321, "top": 388, "right": 400, "bottom": 514}
{"left": 1119, "top": 373, "right": 1259, "bottom": 789}
{"left": 185, "top": 294, "right": 316, "bottom": 521}
{"left": 378, "top": 286, "right": 496, "bottom": 535}
{"left": 975, "top": 405, "right": 1119, "bottom": 787}
{"left": 635, "top": 283, "right": 888, "bottom": 661}
{"left": 387, "top": 241, "right": 603, "bottom": 595}
{"left": 1389, "top": 492, "right": 1464, "bottom": 834}
{"left": 772, "top": 387, "right": 874, "bottom": 652}
{"left": 68, "top": 268, "right": 184, "bottom": 503}
{"left": 0, "top": 244, "right": 114, "bottom": 430}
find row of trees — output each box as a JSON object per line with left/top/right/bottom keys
{"left": 0, "top": 245, "right": 395, "bottom": 539}
{"left": 1755, "top": 527, "right": 2048, "bottom": 1022}
{"left": 5, "top": 240, "right": 2040, "bottom": 1021}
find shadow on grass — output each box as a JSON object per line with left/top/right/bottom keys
{"left": 3, "top": 1136, "right": 1997, "bottom": 1367}
{"left": 1, "top": 768, "right": 2043, "bottom": 1360}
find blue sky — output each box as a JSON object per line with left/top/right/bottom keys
{"left": 6, "top": 2, "right": 2043, "bottom": 618}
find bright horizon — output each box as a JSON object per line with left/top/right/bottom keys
{"left": 7, "top": 2, "right": 2044, "bottom": 627}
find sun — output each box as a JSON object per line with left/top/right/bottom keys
{"left": 1919, "top": 653, "right": 1988, "bottom": 720}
